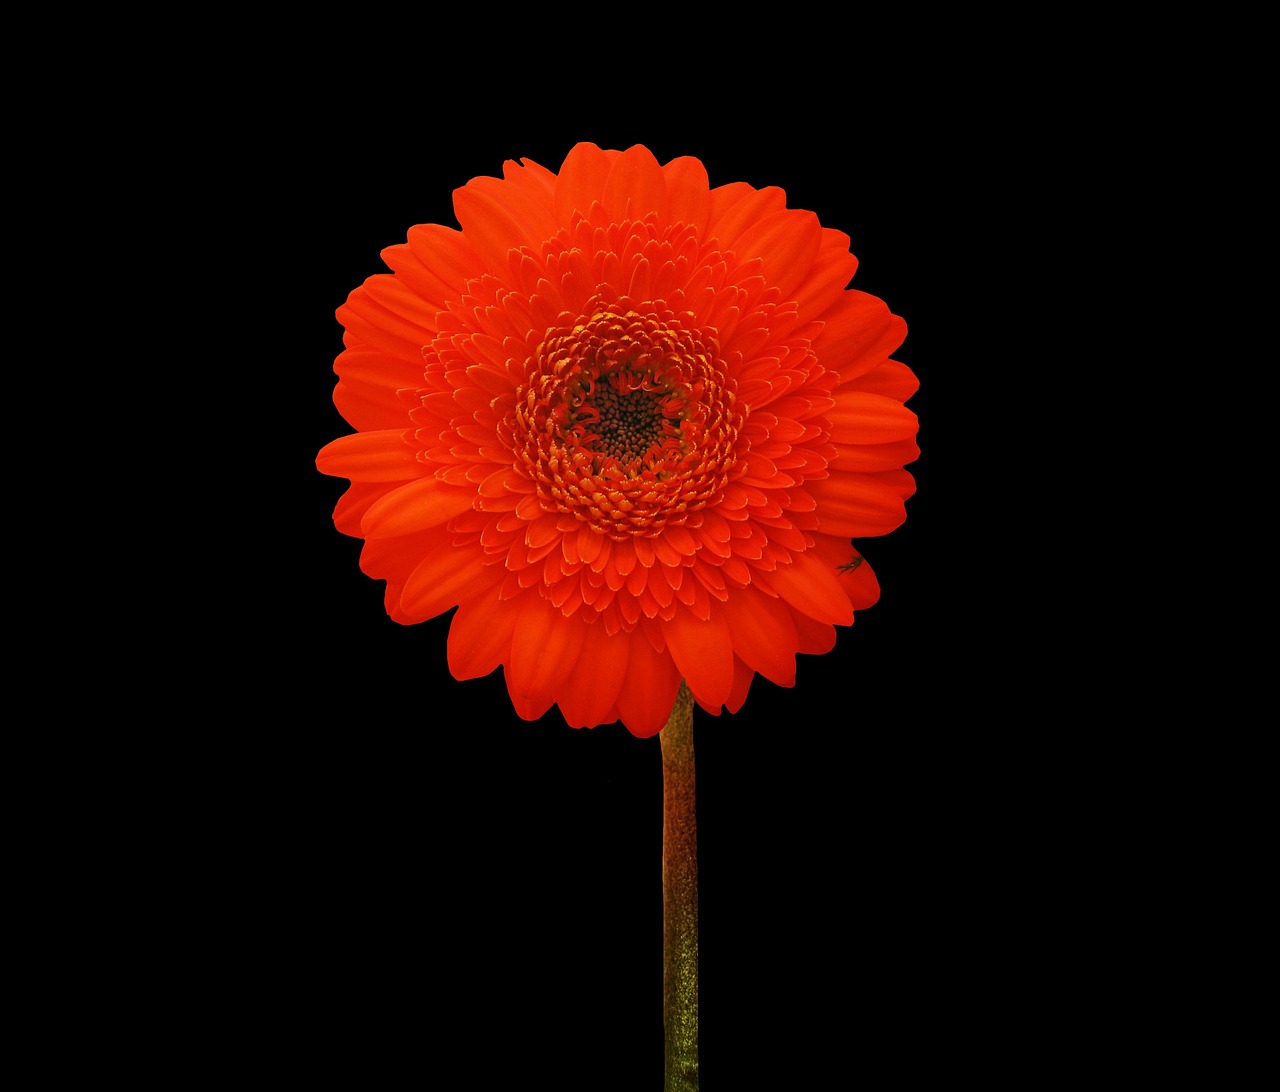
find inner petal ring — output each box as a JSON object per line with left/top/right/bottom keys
{"left": 511, "top": 295, "right": 741, "bottom": 539}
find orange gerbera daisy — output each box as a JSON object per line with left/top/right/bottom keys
{"left": 316, "top": 142, "right": 918, "bottom": 737}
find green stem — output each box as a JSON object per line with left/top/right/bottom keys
{"left": 661, "top": 681, "right": 698, "bottom": 1091}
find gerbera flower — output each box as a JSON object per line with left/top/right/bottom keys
{"left": 316, "top": 142, "right": 918, "bottom": 737}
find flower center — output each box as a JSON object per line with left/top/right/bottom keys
{"left": 512, "top": 295, "right": 740, "bottom": 537}
{"left": 592, "top": 382, "right": 667, "bottom": 463}
{"left": 555, "top": 364, "right": 687, "bottom": 472}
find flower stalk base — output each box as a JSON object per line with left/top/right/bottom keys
{"left": 661, "top": 681, "right": 698, "bottom": 1091}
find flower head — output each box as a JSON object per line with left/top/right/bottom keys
{"left": 316, "top": 143, "right": 918, "bottom": 736}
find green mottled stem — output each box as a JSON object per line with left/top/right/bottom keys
{"left": 661, "top": 681, "right": 698, "bottom": 1091}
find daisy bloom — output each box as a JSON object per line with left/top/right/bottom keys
{"left": 316, "top": 142, "right": 918, "bottom": 737}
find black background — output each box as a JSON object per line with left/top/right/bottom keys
{"left": 129, "top": 82, "right": 1075, "bottom": 1088}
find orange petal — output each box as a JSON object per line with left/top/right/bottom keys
{"left": 662, "top": 606, "right": 735, "bottom": 711}
{"left": 358, "top": 525, "right": 445, "bottom": 578}
{"left": 718, "top": 587, "right": 799, "bottom": 687}
{"left": 847, "top": 359, "right": 920, "bottom": 402}
{"left": 807, "top": 471, "right": 909, "bottom": 538}
{"left": 725, "top": 656, "right": 755, "bottom": 714}
{"left": 332, "top": 349, "right": 424, "bottom": 431}
{"left": 830, "top": 437, "right": 921, "bottom": 473}
{"left": 379, "top": 242, "right": 457, "bottom": 309}
{"left": 611, "top": 538, "right": 638, "bottom": 577}
{"left": 399, "top": 543, "right": 500, "bottom": 622}
{"left": 331, "top": 481, "right": 389, "bottom": 537}
{"left": 360, "top": 476, "right": 476, "bottom": 537}
{"left": 844, "top": 553, "right": 881, "bottom": 610}
{"left": 826, "top": 391, "right": 919, "bottom": 445}
{"left": 767, "top": 550, "right": 854, "bottom": 627}
{"left": 816, "top": 291, "right": 907, "bottom": 383}
{"left": 505, "top": 671, "right": 556, "bottom": 722}
{"left": 506, "top": 595, "right": 589, "bottom": 719}
{"left": 337, "top": 280, "right": 434, "bottom": 364}
{"left": 463, "top": 173, "right": 557, "bottom": 250}
{"left": 554, "top": 142, "right": 613, "bottom": 225}
{"left": 316, "top": 430, "right": 419, "bottom": 482}
{"left": 732, "top": 209, "right": 822, "bottom": 301}
{"left": 454, "top": 178, "right": 551, "bottom": 277}
{"left": 613, "top": 635, "right": 682, "bottom": 738}
{"left": 404, "top": 223, "right": 486, "bottom": 303}
{"left": 791, "top": 610, "right": 837, "bottom": 655}
{"left": 707, "top": 184, "right": 787, "bottom": 250}
{"left": 503, "top": 156, "right": 559, "bottom": 204}
{"left": 602, "top": 144, "right": 669, "bottom": 224}
{"left": 359, "top": 271, "right": 443, "bottom": 337}
{"left": 662, "top": 155, "right": 711, "bottom": 230}
{"left": 448, "top": 591, "right": 517, "bottom": 680}
{"left": 556, "top": 626, "right": 629, "bottom": 729}
{"left": 793, "top": 229, "right": 860, "bottom": 317}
